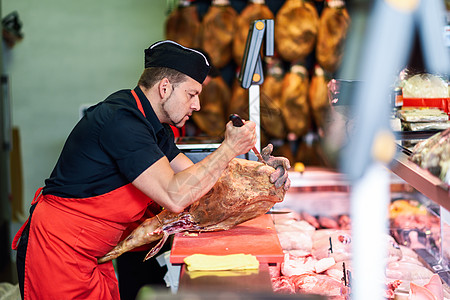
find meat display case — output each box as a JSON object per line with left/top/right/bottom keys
{"left": 171, "top": 140, "right": 450, "bottom": 297}
{"left": 390, "top": 143, "right": 450, "bottom": 211}
{"left": 390, "top": 140, "right": 450, "bottom": 287}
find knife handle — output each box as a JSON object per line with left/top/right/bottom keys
{"left": 229, "top": 114, "right": 245, "bottom": 127}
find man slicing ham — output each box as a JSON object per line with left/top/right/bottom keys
{"left": 12, "top": 40, "right": 290, "bottom": 300}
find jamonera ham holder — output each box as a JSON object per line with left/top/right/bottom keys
{"left": 98, "top": 158, "right": 287, "bottom": 263}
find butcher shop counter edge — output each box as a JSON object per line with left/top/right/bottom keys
{"left": 390, "top": 144, "right": 450, "bottom": 211}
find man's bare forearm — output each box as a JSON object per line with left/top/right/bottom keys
{"left": 166, "top": 142, "right": 237, "bottom": 211}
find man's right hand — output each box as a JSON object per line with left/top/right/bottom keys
{"left": 223, "top": 119, "right": 256, "bottom": 157}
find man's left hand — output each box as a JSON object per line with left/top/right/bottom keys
{"left": 261, "top": 144, "right": 291, "bottom": 191}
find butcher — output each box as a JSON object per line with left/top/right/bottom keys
{"left": 11, "top": 40, "right": 290, "bottom": 300}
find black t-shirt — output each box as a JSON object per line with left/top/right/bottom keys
{"left": 43, "top": 87, "right": 181, "bottom": 198}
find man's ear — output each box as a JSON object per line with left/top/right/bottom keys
{"left": 158, "top": 78, "right": 170, "bottom": 99}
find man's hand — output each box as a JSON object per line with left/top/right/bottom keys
{"left": 261, "top": 144, "right": 291, "bottom": 190}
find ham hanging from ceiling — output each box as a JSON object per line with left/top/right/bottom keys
{"left": 316, "top": 1, "right": 351, "bottom": 73}
{"left": 232, "top": 0, "right": 274, "bottom": 66}
{"left": 201, "top": 0, "right": 238, "bottom": 68}
{"left": 261, "top": 56, "right": 287, "bottom": 140}
{"left": 275, "top": 0, "right": 319, "bottom": 62}
{"left": 165, "top": 0, "right": 201, "bottom": 48}
{"left": 280, "top": 62, "right": 311, "bottom": 137}
{"left": 308, "top": 65, "right": 330, "bottom": 131}
{"left": 228, "top": 78, "right": 249, "bottom": 122}
{"left": 192, "top": 75, "right": 231, "bottom": 137}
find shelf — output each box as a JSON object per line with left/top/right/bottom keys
{"left": 390, "top": 144, "right": 450, "bottom": 211}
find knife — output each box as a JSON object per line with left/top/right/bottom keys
{"left": 266, "top": 210, "right": 291, "bottom": 214}
{"left": 229, "top": 114, "right": 266, "bottom": 163}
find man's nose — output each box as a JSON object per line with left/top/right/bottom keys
{"left": 192, "top": 96, "right": 200, "bottom": 111}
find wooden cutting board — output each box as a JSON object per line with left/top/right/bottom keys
{"left": 170, "top": 214, "right": 283, "bottom": 264}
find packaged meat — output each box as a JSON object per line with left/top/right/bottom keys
{"left": 281, "top": 254, "right": 316, "bottom": 276}
{"left": 271, "top": 276, "right": 296, "bottom": 294}
{"left": 389, "top": 199, "right": 441, "bottom": 255}
{"left": 277, "top": 230, "right": 313, "bottom": 252}
{"left": 315, "top": 0, "right": 351, "bottom": 73}
{"left": 275, "top": 220, "right": 316, "bottom": 235}
{"left": 409, "top": 274, "right": 446, "bottom": 300}
{"left": 274, "top": 0, "right": 319, "bottom": 62}
{"left": 314, "top": 257, "right": 336, "bottom": 273}
{"left": 232, "top": 0, "right": 274, "bottom": 66}
{"left": 165, "top": 0, "right": 201, "bottom": 48}
{"left": 401, "top": 121, "right": 450, "bottom": 132}
{"left": 311, "top": 229, "right": 352, "bottom": 262}
{"left": 396, "top": 108, "right": 449, "bottom": 123}
{"left": 401, "top": 73, "right": 449, "bottom": 99}
{"left": 289, "top": 272, "right": 345, "bottom": 297}
{"left": 409, "top": 128, "right": 450, "bottom": 184}
{"left": 386, "top": 261, "right": 435, "bottom": 291}
{"left": 201, "top": 0, "right": 237, "bottom": 68}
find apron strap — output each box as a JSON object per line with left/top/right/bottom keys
{"left": 12, "top": 187, "right": 44, "bottom": 250}
{"left": 31, "top": 187, "right": 43, "bottom": 205}
{"left": 131, "top": 90, "right": 146, "bottom": 117}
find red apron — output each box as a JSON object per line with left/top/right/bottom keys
{"left": 12, "top": 90, "right": 158, "bottom": 299}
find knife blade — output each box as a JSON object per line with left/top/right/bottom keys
{"left": 265, "top": 211, "right": 291, "bottom": 214}
{"left": 229, "top": 114, "right": 266, "bottom": 163}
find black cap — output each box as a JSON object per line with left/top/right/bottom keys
{"left": 144, "top": 40, "right": 211, "bottom": 84}
{"left": 194, "top": 48, "right": 221, "bottom": 78}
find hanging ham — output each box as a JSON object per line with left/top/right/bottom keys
{"left": 280, "top": 62, "right": 311, "bottom": 137}
{"left": 165, "top": 0, "right": 201, "bottom": 48}
{"left": 232, "top": 0, "right": 274, "bottom": 66}
{"left": 316, "top": 1, "right": 351, "bottom": 73}
{"left": 275, "top": 0, "right": 319, "bottom": 62}
{"left": 261, "top": 56, "right": 287, "bottom": 140}
{"left": 228, "top": 78, "right": 249, "bottom": 121}
{"left": 228, "top": 78, "right": 276, "bottom": 146}
{"left": 201, "top": 0, "right": 238, "bottom": 68}
{"left": 308, "top": 65, "right": 330, "bottom": 131}
{"left": 192, "top": 75, "right": 231, "bottom": 137}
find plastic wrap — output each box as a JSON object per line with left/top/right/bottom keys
{"left": 401, "top": 74, "right": 449, "bottom": 99}
{"left": 396, "top": 108, "right": 449, "bottom": 122}
{"left": 409, "top": 128, "right": 450, "bottom": 185}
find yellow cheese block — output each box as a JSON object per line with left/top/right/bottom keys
{"left": 184, "top": 253, "right": 259, "bottom": 272}
{"left": 187, "top": 269, "right": 259, "bottom": 279}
